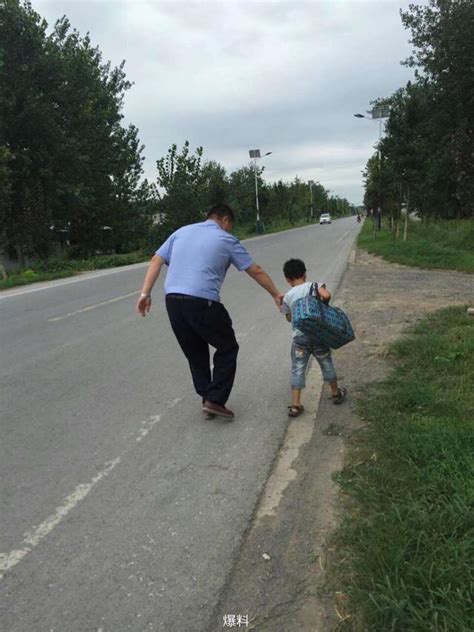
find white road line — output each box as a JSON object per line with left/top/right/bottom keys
{"left": 0, "top": 457, "right": 120, "bottom": 578}
{"left": 336, "top": 231, "right": 349, "bottom": 243}
{"left": 136, "top": 415, "right": 161, "bottom": 442}
{"left": 0, "top": 262, "right": 148, "bottom": 300}
{"left": 256, "top": 366, "right": 323, "bottom": 523}
{"left": 48, "top": 291, "right": 139, "bottom": 322}
{"left": 0, "top": 404, "right": 178, "bottom": 578}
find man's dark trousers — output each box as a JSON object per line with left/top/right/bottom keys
{"left": 165, "top": 294, "right": 239, "bottom": 405}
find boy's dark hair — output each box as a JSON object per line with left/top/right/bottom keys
{"left": 283, "top": 258, "right": 306, "bottom": 280}
{"left": 207, "top": 203, "right": 235, "bottom": 222}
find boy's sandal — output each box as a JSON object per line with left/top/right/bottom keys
{"left": 288, "top": 404, "right": 305, "bottom": 417}
{"left": 332, "top": 386, "right": 347, "bottom": 405}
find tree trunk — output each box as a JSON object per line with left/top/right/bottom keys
{"left": 15, "top": 244, "right": 26, "bottom": 268}
{"left": 403, "top": 187, "right": 410, "bottom": 242}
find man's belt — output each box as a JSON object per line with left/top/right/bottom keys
{"left": 166, "top": 293, "right": 216, "bottom": 302}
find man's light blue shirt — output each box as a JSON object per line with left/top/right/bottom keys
{"left": 156, "top": 220, "right": 254, "bottom": 302}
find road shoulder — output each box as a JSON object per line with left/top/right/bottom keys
{"left": 211, "top": 250, "right": 473, "bottom": 631}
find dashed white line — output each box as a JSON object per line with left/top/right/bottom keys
{"left": 336, "top": 231, "right": 349, "bottom": 243}
{"left": 0, "top": 457, "right": 120, "bottom": 577}
{"left": 48, "top": 291, "right": 139, "bottom": 322}
{"left": 0, "top": 402, "right": 181, "bottom": 578}
{"left": 136, "top": 415, "right": 161, "bottom": 442}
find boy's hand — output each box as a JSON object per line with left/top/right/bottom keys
{"left": 318, "top": 285, "right": 331, "bottom": 303}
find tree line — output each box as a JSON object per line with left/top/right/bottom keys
{"left": 363, "top": 0, "right": 473, "bottom": 224}
{"left": 152, "top": 142, "right": 354, "bottom": 241}
{"left": 0, "top": 1, "right": 354, "bottom": 267}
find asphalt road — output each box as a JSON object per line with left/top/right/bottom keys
{"left": 0, "top": 218, "right": 360, "bottom": 631}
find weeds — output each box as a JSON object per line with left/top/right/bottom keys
{"left": 334, "top": 307, "right": 474, "bottom": 631}
{"left": 358, "top": 218, "right": 474, "bottom": 273}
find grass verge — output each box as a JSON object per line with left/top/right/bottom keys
{"left": 333, "top": 307, "right": 474, "bottom": 631}
{"left": 0, "top": 251, "right": 148, "bottom": 290}
{"left": 358, "top": 218, "right": 474, "bottom": 273}
{"left": 235, "top": 216, "right": 323, "bottom": 240}
{"left": 1, "top": 216, "right": 331, "bottom": 290}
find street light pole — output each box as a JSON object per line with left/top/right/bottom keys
{"left": 249, "top": 149, "right": 272, "bottom": 234}
{"left": 253, "top": 158, "right": 260, "bottom": 225}
{"left": 354, "top": 105, "right": 390, "bottom": 231}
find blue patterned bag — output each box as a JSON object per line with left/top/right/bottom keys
{"left": 292, "top": 283, "right": 355, "bottom": 349}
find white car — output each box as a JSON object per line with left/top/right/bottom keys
{"left": 319, "top": 213, "right": 331, "bottom": 224}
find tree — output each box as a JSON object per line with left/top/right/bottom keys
{"left": 201, "top": 160, "right": 229, "bottom": 207}
{"left": 268, "top": 180, "right": 293, "bottom": 222}
{"left": 0, "top": 1, "right": 147, "bottom": 261}
{"left": 228, "top": 165, "right": 260, "bottom": 226}
{"left": 400, "top": 0, "right": 474, "bottom": 217}
{"left": 0, "top": 0, "right": 54, "bottom": 262}
{"left": 155, "top": 141, "right": 205, "bottom": 231}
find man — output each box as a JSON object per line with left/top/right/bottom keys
{"left": 136, "top": 204, "right": 283, "bottom": 419}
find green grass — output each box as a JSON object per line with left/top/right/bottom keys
{"left": 333, "top": 307, "right": 474, "bottom": 631}
{"left": 1, "top": 216, "right": 328, "bottom": 290}
{"left": 358, "top": 218, "right": 474, "bottom": 273}
{"left": 234, "top": 216, "right": 320, "bottom": 240}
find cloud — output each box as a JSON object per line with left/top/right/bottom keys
{"left": 34, "top": 0, "right": 424, "bottom": 204}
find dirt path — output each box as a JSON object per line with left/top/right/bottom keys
{"left": 211, "top": 250, "right": 473, "bottom": 632}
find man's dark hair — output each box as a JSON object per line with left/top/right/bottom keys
{"left": 207, "top": 204, "right": 235, "bottom": 222}
{"left": 283, "top": 258, "right": 306, "bottom": 280}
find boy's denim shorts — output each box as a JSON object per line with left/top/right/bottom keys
{"left": 291, "top": 334, "right": 337, "bottom": 389}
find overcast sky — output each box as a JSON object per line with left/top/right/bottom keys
{"left": 34, "top": 0, "right": 424, "bottom": 205}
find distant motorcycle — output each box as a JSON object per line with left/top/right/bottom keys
{"left": 357, "top": 215, "right": 362, "bottom": 223}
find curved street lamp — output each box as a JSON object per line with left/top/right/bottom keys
{"left": 354, "top": 106, "right": 390, "bottom": 230}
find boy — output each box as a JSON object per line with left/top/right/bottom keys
{"left": 281, "top": 258, "right": 347, "bottom": 417}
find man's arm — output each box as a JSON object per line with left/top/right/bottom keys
{"left": 245, "top": 263, "right": 284, "bottom": 309}
{"left": 136, "top": 254, "right": 166, "bottom": 317}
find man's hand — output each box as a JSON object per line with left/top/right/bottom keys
{"left": 274, "top": 293, "right": 284, "bottom": 310}
{"left": 136, "top": 255, "right": 165, "bottom": 317}
{"left": 136, "top": 294, "right": 152, "bottom": 317}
